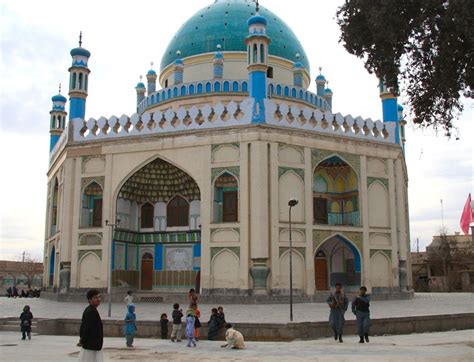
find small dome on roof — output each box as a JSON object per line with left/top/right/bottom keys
{"left": 147, "top": 69, "right": 157, "bottom": 76}
{"left": 294, "top": 61, "right": 303, "bottom": 69}
{"left": 316, "top": 74, "right": 326, "bottom": 81}
{"left": 248, "top": 14, "right": 267, "bottom": 27}
{"left": 136, "top": 82, "right": 145, "bottom": 88}
{"left": 52, "top": 94, "right": 67, "bottom": 103}
{"left": 324, "top": 88, "right": 333, "bottom": 94}
{"left": 70, "top": 47, "right": 91, "bottom": 58}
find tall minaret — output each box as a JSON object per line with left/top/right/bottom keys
{"left": 49, "top": 84, "right": 67, "bottom": 151}
{"left": 68, "top": 32, "right": 90, "bottom": 122}
{"left": 213, "top": 44, "right": 224, "bottom": 79}
{"left": 173, "top": 51, "right": 184, "bottom": 85}
{"left": 245, "top": 0, "right": 270, "bottom": 124}
{"left": 380, "top": 79, "right": 401, "bottom": 145}
{"left": 293, "top": 53, "right": 303, "bottom": 87}
{"left": 135, "top": 75, "right": 146, "bottom": 110}
{"left": 315, "top": 67, "right": 326, "bottom": 97}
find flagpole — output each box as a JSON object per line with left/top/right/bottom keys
{"left": 440, "top": 199, "right": 445, "bottom": 233}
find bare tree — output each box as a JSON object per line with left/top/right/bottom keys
{"left": 17, "top": 252, "right": 42, "bottom": 289}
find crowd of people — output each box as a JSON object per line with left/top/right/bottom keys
{"left": 66, "top": 284, "right": 371, "bottom": 360}
{"left": 6, "top": 286, "right": 41, "bottom": 298}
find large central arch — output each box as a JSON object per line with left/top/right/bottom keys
{"left": 111, "top": 157, "right": 201, "bottom": 292}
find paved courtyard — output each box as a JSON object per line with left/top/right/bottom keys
{"left": 1, "top": 293, "right": 473, "bottom": 323}
{"left": 0, "top": 330, "right": 472, "bottom": 361}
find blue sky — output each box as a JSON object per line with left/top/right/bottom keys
{"left": 0, "top": 0, "right": 472, "bottom": 260}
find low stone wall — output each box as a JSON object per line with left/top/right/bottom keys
{"left": 41, "top": 289, "right": 414, "bottom": 303}
{"left": 35, "top": 313, "right": 474, "bottom": 341}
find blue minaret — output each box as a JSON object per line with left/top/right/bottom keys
{"left": 293, "top": 53, "right": 303, "bottom": 87}
{"left": 315, "top": 67, "right": 326, "bottom": 97}
{"left": 323, "top": 82, "right": 333, "bottom": 111}
{"left": 146, "top": 62, "right": 157, "bottom": 95}
{"left": 135, "top": 75, "right": 146, "bottom": 110}
{"left": 213, "top": 44, "right": 224, "bottom": 79}
{"left": 245, "top": 1, "right": 270, "bottom": 124}
{"left": 380, "top": 79, "right": 401, "bottom": 145}
{"left": 49, "top": 84, "right": 67, "bottom": 151}
{"left": 173, "top": 51, "right": 184, "bottom": 85}
{"left": 68, "top": 32, "right": 90, "bottom": 122}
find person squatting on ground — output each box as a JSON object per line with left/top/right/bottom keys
{"left": 160, "top": 313, "right": 169, "bottom": 339}
{"left": 185, "top": 308, "right": 197, "bottom": 347}
{"left": 78, "top": 289, "right": 104, "bottom": 362}
{"left": 124, "top": 304, "right": 137, "bottom": 348}
{"left": 221, "top": 323, "right": 245, "bottom": 349}
{"left": 19, "top": 305, "right": 33, "bottom": 340}
{"left": 352, "top": 286, "right": 371, "bottom": 343}
{"left": 170, "top": 303, "right": 183, "bottom": 342}
{"left": 326, "top": 282, "right": 348, "bottom": 343}
{"left": 207, "top": 308, "right": 220, "bottom": 341}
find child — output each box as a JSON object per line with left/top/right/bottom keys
{"left": 20, "top": 305, "right": 33, "bottom": 340}
{"left": 221, "top": 323, "right": 245, "bottom": 349}
{"left": 160, "top": 313, "right": 169, "bottom": 339}
{"left": 185, "top": 308, "right": 196, "bottom": 347}
{"left": 170, "top": 303, "right": 183, "bottom": 342}
{"left": 192, "top": 303, "right": 201, "bottom": 341}
{"left": 124, "top": 290, "right": 134, "bottom": 305}
{"left": 207, "top": 308, "right": 220, "bottom": 341}
{"left": 124, "top": 304, "right": 137, "bottom": 348}
{"left": 352, "top": 286, "right": 371, "bottom": 343}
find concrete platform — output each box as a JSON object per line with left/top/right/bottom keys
{"left": 0, "top": 330, "right": 472, "bottom": 361}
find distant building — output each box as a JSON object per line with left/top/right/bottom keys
{"left": 0, "top": 260, "right": 43, "bottom": 292}
{"left": 411, "top": 232, "right": 474, "bottom": 292}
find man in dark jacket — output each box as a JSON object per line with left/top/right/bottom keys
{"left": 78, "top": 289, "right": 104, "bottom": 361}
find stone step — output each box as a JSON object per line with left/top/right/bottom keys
{"left": 1, "top": 321, "right": 38, "bottom": 327}
{"left": 0, "top": 325, "right": 38, "bottom": 332}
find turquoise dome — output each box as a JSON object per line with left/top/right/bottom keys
{"left": 160, "top": 0, "right": 310, "bottom": 72}
{"left": 147, "top": 69, "right": 156, "bottom": 76}
{"left": 70, "top": 47, "right": 91, "bottom": 58}
{"left": 52, "top": 94, "right": 67, "bottom": 103}
{"left": 248, "top": 14, "right": 267, "bottom": 26}
{"left": 324, "top": 88, "right": 332, "bottom": 94}
{"left": 136, "top": 82, "right": 145, "bottom": 88}
{"left": 316, "top": 74, "right": 326, "bottom": 81}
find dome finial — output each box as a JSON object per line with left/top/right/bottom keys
{"left": 58, "top": 83, "right": 62, "bottom": 94}
{"left": 216, "top": 44, "right": 222, "bottom": 50}
{"left": 296, "top": 53, "right": 300, "bottom": 60}
{"left": 139, "top": 75, "right": 143, "bottom": 81}
{"left": 319, "top": 66, "right": 322, "bottom": 75}
{"left": 79, "top": 31, "right": 82, "bottom": 47}
{"left": 151, "top": 61, "right": 154, "bottom": 68}
{"left": 255, "top": 0, "right": 259, "bottom": 13}
{"left": 176, "top": 50, "right": 181, "bottom": 57}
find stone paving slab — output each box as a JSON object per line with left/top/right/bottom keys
{"left": 1, "top": 293, "right": 473, "bottom": 324}
{"left": 0, "top": 330, "right": 472, "bottom": 361}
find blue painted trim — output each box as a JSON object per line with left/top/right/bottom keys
{"left": 249, "top": 70, "right": 266, "bottom": 124}
{"left": 69, "top": 97, "right": 86, "bottom": 120}
{"left": 49, "top": 135, "right": 60, "bottom": 151}
{"left": 154, "top": 244, "right": 163, "bottom": 270}
{"left": 382, "top": 98, "right": 400, "bottom": 144}
{"left": 193, "top": 243, "right": 201, "bottom": 257}
{"left": 335, "top": 235, "right": 361, "bottom": 272}
{"left": 49, "top": 246, "right": 55, "bottom": 274}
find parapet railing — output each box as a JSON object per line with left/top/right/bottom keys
{"left": 264, "top": 99, "right": 396, "bottom": 144}
{"left": 267, "top": 82, "right": 330, "bottom": 111}
{"left": 73, "top": 98, "right": 255, "bottom": 141}
{"left": 137, "top": 79, "right": 249, "bottom": 113}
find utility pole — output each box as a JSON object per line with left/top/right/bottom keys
{"left": 417, "top": 238, "right": 419, "bottom": 253}
{"left": 22, "top": 251, "right": 25, "bottom": 262}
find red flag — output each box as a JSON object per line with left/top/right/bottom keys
{"left": 460, "top": 193, "right": 473, "bottom": 235}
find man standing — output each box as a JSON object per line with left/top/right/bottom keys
{"left": 327, "top": 282, "right": 348, "bottom": 343}
{"left": 352, "top": 286, "right": 371, "bottom": 343}
{"left": 78, "top": 289, "right": 104, "bottom": 361}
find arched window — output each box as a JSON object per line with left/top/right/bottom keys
{"left": 81, "top": 182, "right": 103, "bottom": 228}
{"left": 78, "top": 73, "right": 83, "bottom": 90}
{"left": 242, "top": 81, "right": 248, "bottom": 92}
{"left": 248, "top": 46, "right": 251, "bottom": 64}
{"left": 253, "top": 44, "right": 258, "bottom": 63}
{"left": 72, "top": 73, "right": 77, "bottom": 90}
{"left": 167, "top": 196, "right": 189, "bottom": 227}
{"left": 260, "top": 44, "right": 265, "bottom": 63}
{"left": 85, "top": 74, "right": 88, "bottom": 91}
{"left": 197, "top": 83, "right": 203, "bottom": 94}
{"left": 223, "top": 81, "right": 230, "bottom": 92}
{"left": 173, "top": 87, "right": 178, "bottom": 97}
{"left": 214, "top": 172, "right": 238, "bottom": 222}
{"left": 141, "top": 202, "right": 154, "bottom": 228}
{"left": 205, "top": 82, "right": 211, "bottom": 93}
{"left": 214, "top": 82, "right": 221, "bottom": 92}
{"left": 276, "top": 84, "right": 282, "bottom": 96}
{"left": 180, "top": 85, "right": 187, "bottom": 96}
{"left": 189, "top": 84, "right": 195, "bottom": 95}
{"left": 232, "top": 81, "right": 239, "bottom": 92}
{"left": 51, "top": 179, "right": 59, "bottom": 235}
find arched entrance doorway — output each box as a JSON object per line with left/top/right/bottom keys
{"left": 314, "top": 235, "right": 361, "bottom": 291}
{"left": 141, "top": 253, "right": 153, "bottom": 290}
{"left": 112, "top": 157, "right": 201, "bottom": 293}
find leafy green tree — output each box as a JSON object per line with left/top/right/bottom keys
{"left": 337, "top": 0, "right": 473, "bottom": 136}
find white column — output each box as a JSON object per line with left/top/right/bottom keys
{"left": 388, "top": 159, "right": 400, "bottom": 287}
{"left": 69, "top": 157, "right": 82, "bottom": 288}
{"left": 304, "top": 147, "right": 315, "bottom": 295}
{"left": 239, "top": 142, "right": 250, "bottom": 291}
{"left": 200, "top": 146, "right": 213, "bottom": 293}
{"left": 395, "top": 158, "right": 409, "bottom": 288}
{"left": 269, "top": 142, "right": 279, "bottom": 291}
{"left": 359, "top": 155, "right": 371, "bottom": 291}
{"left": 102, "top": 153, "right": 114, "bottom": 289}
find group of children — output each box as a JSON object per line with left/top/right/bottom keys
{"left": 122, "top": 289, "right": 227, "bottom": 348}
{"left": 326, "top": 284, "right": 371, "bottom": 344}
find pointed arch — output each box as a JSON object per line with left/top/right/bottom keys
{"left": 81, "top": 181, "right": 103, "bottom": 228}
{"left": 78, "top": 252, "right": 102, "bottom": 288}
{"left": 279, "top": 249, "right": 305, "bottom": 290}
{"left": 213, "top": 171, "right": 239, "bottom": 223}
{"left": 368, "top": 180, "right": 389, "bottom": 227}
{"left": 140, "top": 202, "right": 154, "bottom": 228}
{"left": 167, "top": 195, "right": 189, "bottom": 227}
{"left": 370, "top": 251, "right": 392, "bottom": 288}
{"left": 279, "top": 169, "right": 304, "bottom": 223}
{"left": 211, "top": 248, "right": 239, "bottom": 289}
